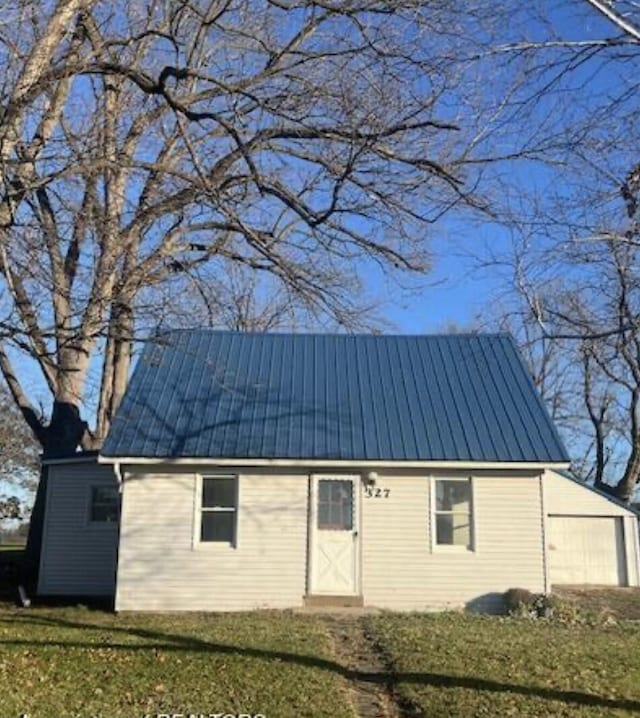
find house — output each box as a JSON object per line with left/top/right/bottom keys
{"left": 37, "top": 331, "right": 640, "bottom": 611}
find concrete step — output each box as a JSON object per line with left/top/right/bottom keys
{"left": 303, "top": 594, "right": 365, "bottom": 608}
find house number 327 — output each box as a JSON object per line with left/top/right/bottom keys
{"left": 364, "top": 486, "right": 390, "bottom": 498}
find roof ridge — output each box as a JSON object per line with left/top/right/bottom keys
{"left": 152, "top": 328, "right": 512, "bottom": 340}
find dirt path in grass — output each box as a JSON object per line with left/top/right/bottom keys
{"left": 322, "top": 616, "right": 406, "bottom": 718}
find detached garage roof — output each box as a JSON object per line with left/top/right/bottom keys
{"left": 101, "top": 331, "right": 569, "bottom": 463}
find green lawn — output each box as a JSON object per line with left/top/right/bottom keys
{"left": 367, "top": 612, "right": 640, "bottom": 718}
{"left": 0, "top": 607, "right": 353, "bottom": 718}
{"left": 3, "top": 606, "right": 640, "bottom": 718}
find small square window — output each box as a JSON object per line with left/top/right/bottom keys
{"left": 435, "top": 513, "right": 471, "bottom": 547}
{"left": 89, "top": 486, "right": 119, "bottom": 523}
{"left": 201, "top": 511, "right": 235, "bottom": 542}
{"left": 436, "top": 481, "right": 470, "bottom": 513}
{"left": 202, "top": 477, "right": 235, "bottom": 509}
{"left": 200, "top": 476, "right": 237, "bottom": 544}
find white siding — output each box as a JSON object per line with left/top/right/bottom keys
{"left": 544, "top": 470, "right": 637, "bottom": 516}
{"left": 38, "top": 462, "right": 119, "bottom": 596}
{"left": 543, "top": 470, "right": 640, "bottom": 587}
{"left": 361, "top": 473, "right": 546, "bottom": 612}
{"left": 115, "top": 469, "right": 308, "bottom": 611}
{"left": 45, "top": 462, "right": 640, "bottom": 608}
{"left": 116, "top": 466, "right": 550, "bottom": 612}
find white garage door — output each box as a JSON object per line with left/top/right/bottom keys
{"left": 547, "top": 516, "right": 627, "bottom": 586}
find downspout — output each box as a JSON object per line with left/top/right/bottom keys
{"left": 112, "top": 461, "right": 123, "bottom": 611}
{"left": 539, "top": 472, "right": 550, "bottom": 594}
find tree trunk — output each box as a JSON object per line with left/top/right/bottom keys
{"left": 110, "top": 301, "right": 133, "bottom": 418}
{"left": 615, "top": 444, "right": 640, "bottom": 503}
{"left": 96, "top": 297, "right": 133, "bottom": 442}
{"left": 592, "top": 423, "right": 607, "bottom": 490}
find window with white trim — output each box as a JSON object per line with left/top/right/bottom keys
{"left": 89, "top": 485, "right": 119, "bottom": 523}
{"left": 433, "top": 478, "right": 473, "bottom": 549}
{"left": 200, "top": 476, "right": 237, "bottom": 543}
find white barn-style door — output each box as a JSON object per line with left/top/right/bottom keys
{"left": 309, "top": 475, "right": 360, "bottom": 595}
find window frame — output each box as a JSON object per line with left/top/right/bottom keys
{"left": 430, "top": 476, "right": 475, "bottom": 552}
{"left": 86, "top": 484, "right": 120, "bottom": 527}
{"left": 193, "top": 473, "right": 239, "bottom": 548}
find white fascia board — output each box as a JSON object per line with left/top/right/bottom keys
{"left": 97, "top": 455, "right": 571, "bottom": 471}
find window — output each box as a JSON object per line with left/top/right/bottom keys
{"left": 89, "top": 486, "right": 119, "bottom": 523}
{"left": 200, "top": 476, "right": 237, "bottom": 543}
{"left": 433, "top": 478, "right": 473, "bottom": 549}
{"left": 317, "top": 479, "right": 353, "bottom": 530}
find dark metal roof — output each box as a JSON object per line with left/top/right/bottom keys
{"left": 101, "top": 331, "right": 569, "bottom": 463}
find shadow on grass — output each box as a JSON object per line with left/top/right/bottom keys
{"left": 1, "top": 612, "right": 639, "bottom": 713}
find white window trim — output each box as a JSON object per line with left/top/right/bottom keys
{"left": 430, "top": 476, "right": 476, "bottom": 552}
{"left": 192, "top": 473, "right": 239, "bottom": 549}
{"left": 86, "top": 483, "right": 120, "bottom": 529}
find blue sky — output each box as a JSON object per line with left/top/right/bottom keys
{"left": 373, "top": 2, "right": 629, "bottom": 335}
{"left": 5, "top": 1, "right": 632, "bottom": 423}
{"left": 366, "top": 247, "right": 479, "bottom": 333}
{"left": 3, "top": 0, "right": 637, "bottom": 508}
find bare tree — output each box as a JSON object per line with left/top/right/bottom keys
{"left": 501, "top": 164, "right": 640, "bottom": 501}
{"left": 583, "top": 0, "right": 640, "bottom": 40}
{"left": 3, "top": 3, "right": 637, "bottom": 457}
{"left": 495, "top": 305, "right": 565, "bottom": 418}
{"left": 0, "top": 1, "right": 507, "bottom": 460}
{"left": 0, "top": 1, "right": 524, "bottom": 578}
{"left": 462, "top": 0, "right": 640, "bottom": 501}
{"left": 463, "top": 0, "right": 640, "bottom": 260}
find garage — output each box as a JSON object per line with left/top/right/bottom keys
{"left": 547, "top": 516, "right": 627, "bottom": 585}
{"left": 544, "top": 470, "right": 640, "bottom": 587}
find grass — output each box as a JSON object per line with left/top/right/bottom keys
{"left": 554, "top": 587, "right": 640, "bottom": 620}
{"left": 3, "top": 601, "right": 640, "bottom": 717}
{"left": 367, "top": 612, "right": 640, "bottom": 717}
{"left": 0, "top": 606, "right": 353, "bottom": 718}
